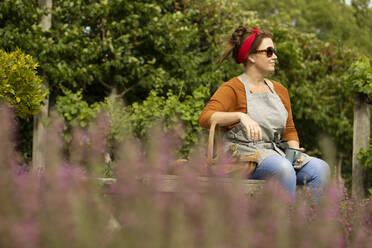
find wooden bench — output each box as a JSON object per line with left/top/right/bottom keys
{"left": 100, "top": 121, "right": 264, "bottom": 194}
{"left": 98, "top": 175, "right": 264, "bottom": 195}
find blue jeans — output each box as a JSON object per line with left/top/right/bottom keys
{"left": 252, "top": 155, "right": 330, "bottom": 200}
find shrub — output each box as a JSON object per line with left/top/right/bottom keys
{"left": 55, "top": 84, "right": 210, "bottom": 159}
{"left": 0, "top": 49, "right": 47, "bottom": 118}
{"left": 343, "top": 57, "right": 372, "bottom": 95}
{"left": 130, "top": 84, "right": 210, "bottom": 157}
{"left": 55, "top": 87, "right": 100, "bottom": 143}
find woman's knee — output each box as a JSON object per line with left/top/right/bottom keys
{"left": 305, "top": 158, "right": 331, "bottom": 185}
{"left": 276, "top": 157, "right": 296, "bottom": 179}
{"left": 261, "top": 155, "right": 296, "bottom": 179}
{"left": 257, "top": 155, "right": 296, "bottom": 196}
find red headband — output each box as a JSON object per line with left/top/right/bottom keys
{"left": 237, "top": 27, "right": 261, "bottom": 65}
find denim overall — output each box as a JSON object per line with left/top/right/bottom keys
{"left": 223, "top": 73, "right": 313, "bottom": 166}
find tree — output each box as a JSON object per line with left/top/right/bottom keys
{"left": 32, "top": 0, "right": 52, "bottom": 173}
{"left": 243, "top": 0, "right": 372, "bottom": 56}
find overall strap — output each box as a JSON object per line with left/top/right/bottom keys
{"left": 240, "top": 73, "right": 251, "bottom": 108}
{"left": 263, "top": 78, "right": 276, "bottom": 94}
{"left": 241, "top": 73, "right": 276, "bottom": 96}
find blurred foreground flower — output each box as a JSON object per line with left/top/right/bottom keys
{"left": 0, "top": 104, "right": 371, "bottom": 248}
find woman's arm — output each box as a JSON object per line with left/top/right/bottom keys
{"left": 273, "top": 81, "right": 300, "bottom": 143}
{"left": 199, "top": 81, "right": 262, "bottom": 141}
{"left": 199, "top": 83, "right": 237, "bottom": 129}
{"left": 211, "top": 112, "right": 262, "bottom": 141}
{"left": 287, "top": 140, "right": 300, "bottom": 149}
{"left": 210, "top": 112, "right": 242, "bottom": 127}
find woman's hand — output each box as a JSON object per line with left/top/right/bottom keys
{"left": 287, "top": 141, "right": 306, "bottom": 168}
{"left": 209, "top": 112, "right": 262, "bottom": 143}
{"left": 296, "top": 147, "right": 306, "bottom": 165}
{"left": 239, "top": 113, "right": 262, "bottom": 143}
{"left": 292, "top": 147, "right": 306, "bottom": 169}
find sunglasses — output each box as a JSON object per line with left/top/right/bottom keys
{"left": 254, "top": 47, "right": 278, "bottom": 58}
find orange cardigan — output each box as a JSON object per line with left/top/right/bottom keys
{"left": 198, "top": 77, "right": 299, "bottom": 143}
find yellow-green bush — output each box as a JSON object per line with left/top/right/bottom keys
{"left": 0, "top": 49, "right": 47, "bottom": 118}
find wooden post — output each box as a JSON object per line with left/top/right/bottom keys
{"left": 352, "top": 93, "right": 370, "bottom": 198}
{"left": 318, "top": 133, "right": 344, "bottom": 186}
{"left": 32, "top": 0, "right": 52, "bottom": 173}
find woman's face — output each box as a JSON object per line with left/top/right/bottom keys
{"left": 247, "top": 38, "right": 277, "bottom": 74}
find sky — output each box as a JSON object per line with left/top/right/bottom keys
{"left": 345, "top": 0, "right": 372, "bottom": 7}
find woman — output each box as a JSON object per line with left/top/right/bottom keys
{"left": 199, "top": 26, "right": 330, "bottom": 199}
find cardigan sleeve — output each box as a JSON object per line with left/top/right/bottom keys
{"left": 198, "top": 82, "right": 237, "bottom": 129}
{"left": 275, "top": 84, "right": 300, "bottom": 143}
{"left": 199, "top": 78, "right": 300, "bottom": 143}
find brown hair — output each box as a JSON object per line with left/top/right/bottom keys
{"left": 217, "top": 26, "right": 273, "bottom": 65}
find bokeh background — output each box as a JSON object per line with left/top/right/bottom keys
{"left": 1, "top": 0, "right": 372, "bottom": 191}
{"left": 1, "top": 1, "right": 372, "bottom": 247}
